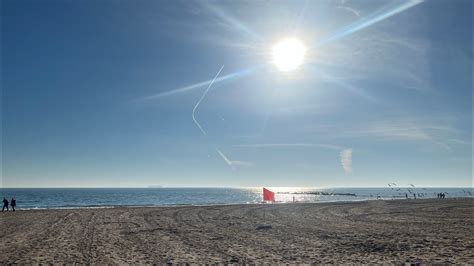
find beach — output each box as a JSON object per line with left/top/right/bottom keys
{"left": 0, "top": 198, "right": 472, "bottom": 264}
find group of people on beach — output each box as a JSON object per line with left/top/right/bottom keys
{"left": 2, "top": 197, "right": 16, "bottom": 212}
{"left": 437, "top": 193, "right": 446, "bottom": 199}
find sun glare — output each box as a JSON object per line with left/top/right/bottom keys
{"left": 271, "top": 38, "right": 306, "bottom": 72}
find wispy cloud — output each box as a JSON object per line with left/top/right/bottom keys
{"left": 363, "top": 121, "right": 432, "bottom": 141}
{"left": 336, "top": 6, "right": 360, "bottom": 17}
{"left": 299, "top": 112, "right": 471, "bottom": 152}
{"left": 273, "top": 104, "right": 328, "bottom": 116}
{"left": 320, "top": 73, "right": 380, "bottom": 103}
{"left": 234, "top": 143, "right": 343, "bottom": 150}
{"left": 313, "top": 32, "right": 432, "bottom": 94}
{"left": 200, "top": 2, "right": 263, "bottom": 42}
{"left": 311, "top": 0, "right": 431, "bottom": 95}
{"left": 340, "top": 148, "right": 353, "bottom": 174}
{"left": 356, "top": 119, "right": 458, "bottom": 150}
{"left": 306, "top": 116, "right": 468, "bottom": 150}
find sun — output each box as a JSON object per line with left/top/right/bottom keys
{"left": 271, "top": 38, "right": 306, "bottom": 72}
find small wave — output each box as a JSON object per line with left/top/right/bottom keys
{"left": 17, "top": 206, "right": 118, "bottom": 211}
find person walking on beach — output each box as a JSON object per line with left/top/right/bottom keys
{"left": 2, "top": 198, "right": 9, "bottom": 212}
{"left": 10, "top": 198, "right": 16, "bottom": 212}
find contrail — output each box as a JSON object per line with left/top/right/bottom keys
{"left": 216, "top": 148, "right": 235, "bottom": 171}
{"left": 186, "top": 65, "right": 239, "bottom": 170}
{"left": 192, "top": 65, "right": 225, "bottom": 135}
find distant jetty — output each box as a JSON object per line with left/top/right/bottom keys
{"left": 277, "top": 191, "right": 357, "bottom": 197}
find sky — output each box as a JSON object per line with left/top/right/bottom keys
{"left": 1, "top": 0, "right": 472, "bottom": 188}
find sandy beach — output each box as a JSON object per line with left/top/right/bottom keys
{"left": 0, "top": 198, "right": 472, "bottom": 264}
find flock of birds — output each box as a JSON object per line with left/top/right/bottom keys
{"left": 387, "top": 183, "right": 428, "bottom": 198}
{"left": 386, "top": 183, "right": 473, "bottom": 199}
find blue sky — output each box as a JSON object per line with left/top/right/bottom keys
{"left": 2, "top": 0, "right": 472, "bottom": 187}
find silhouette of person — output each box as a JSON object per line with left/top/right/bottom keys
{"left": 2, "top": 198, "right": 9, "bottom": 212}
{"left": 10, "top": 198, "right": 16, "bottom": 212}
{"left": 405, "top": 193, "right": 408, "bottom": 199}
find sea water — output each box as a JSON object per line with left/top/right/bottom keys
{"left": 0, "top": 187, "right": 471, "bottom": 210}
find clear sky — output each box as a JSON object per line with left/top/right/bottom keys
{"left": 1, "top": 0, "right": 472, "bottom": 188}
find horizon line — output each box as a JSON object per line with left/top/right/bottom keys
{"left": 1, "top": 186, "right": 472, "bottom": 189}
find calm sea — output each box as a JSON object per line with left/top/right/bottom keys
{"left": 0, "top": 187, "right": 471, "bottom": 210}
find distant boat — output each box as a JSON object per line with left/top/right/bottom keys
{"left": 147, "top": 185, "right": 163, "bottom": 188}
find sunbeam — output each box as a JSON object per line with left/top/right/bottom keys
{"left": 140, "top": 66, "right": 260, "bottom": 100}
{"left": 202, "top": 2, "right": 263, "bottom": 42}
{"left": 318, "top": 0, "right": 424, "bottom": 46}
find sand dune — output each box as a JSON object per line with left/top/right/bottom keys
{"left": 0, "top": 198, "right": 472, "bottom": 264}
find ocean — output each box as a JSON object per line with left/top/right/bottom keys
{"left": 0, "top": 187, "right": 471, "bottom": 210}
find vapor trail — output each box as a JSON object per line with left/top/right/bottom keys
{"left": 216, "top": 148, "right": 235, "bottom": 171}
{"left": 192, "top": 65, "right": 225, "bottom": 136}
{"left": 187, "top": 65, "right": 238, "bottom": 170}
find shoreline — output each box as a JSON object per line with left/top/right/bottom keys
{"left": 7, "top": 196, "right": 473, "bottom": 211}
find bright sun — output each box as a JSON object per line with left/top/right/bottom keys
{"left": 271, "top": 38, "right": 306, "bottom": 72}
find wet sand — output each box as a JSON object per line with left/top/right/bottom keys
{"left": 0, "top": 198, "right": 473, "bottom": 264}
